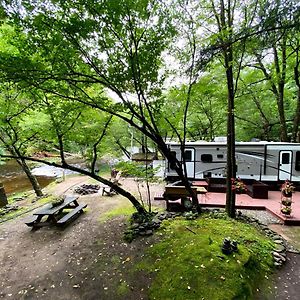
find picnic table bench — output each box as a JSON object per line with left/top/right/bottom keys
{"left": 25, "top": 196, "right": 87, "bottom": 228}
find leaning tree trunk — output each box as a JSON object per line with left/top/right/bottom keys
{"left": 156, "top": 137, "right": 200, "bottom": 211}
{"left": 16, "top": 158, "right": 43, "bottom": 197}
{"left": 60, "top": 163, "right": 148, "bottom": 215}
{"left": 1, "top": 153, "right": 148, "bottom": 216}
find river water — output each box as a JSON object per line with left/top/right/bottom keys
{"left": 0, "top": 159, "right": 82, "bottom": 195}
{"left": 0, "top": 160, "right": 55, "bottom": 195}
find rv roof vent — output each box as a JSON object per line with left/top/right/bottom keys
{"left": 251, "top": 138, "right": 261, "bottom": 142}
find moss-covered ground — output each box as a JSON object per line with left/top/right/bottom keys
{"left": 137, "top": 213, "right": 275, "bottom": 300}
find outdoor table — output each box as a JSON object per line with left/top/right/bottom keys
{"left": 25, "top": 196, "right": 87, "bottom": 228}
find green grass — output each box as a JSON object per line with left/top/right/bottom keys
{"left": 137, "top": 214, "right": 275, "bottom": 300}
{"left": 0, "top": 206, "right": 26, "bottom": 220}
{"left": 117, "top": 281, "right": 130, "bottom": 296}
{"left": 99, "top": 203, "right": 137, "bottom": 222}
{"left": 98, "top": 201, "right": 163, "bottom": 223}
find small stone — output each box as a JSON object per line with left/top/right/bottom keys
{"left": 275, "top": 245, "right": 286, "bottom": 253}
{"left": 274, "top": 257, "right": 282, "bottom": 263}
{"left": 145, "top": 230, "right": 153, "bottom": 236}
{"left": 274, "top": 239, "right": 284, "bottom": 245}
{"left": 273, "top": 252, "right": 286, "bottom": 262}
{"left": 131, "top": 223, "right": 139, "bottom": 229}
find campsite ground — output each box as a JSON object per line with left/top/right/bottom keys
{"left": 0, "top": 176, "right": 164, "bottom": 300}
{"left": 1, "top": 175, "right": 300, "bottom": 299}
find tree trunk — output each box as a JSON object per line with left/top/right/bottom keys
{"left": 103, "top": 179, "right": 147, "bottom": 215}
{"left": 273, "top": 42, "right": 288, "bottom": 141}
{"left": 292, "top": 59, "right": 300, "bottom": 142}
{"left": 277, "top": 85, "right": 288, "bottom": 141}
{"left": 254, "top": 40, "right": 288, "bottom": 141}
{"left": 16, "top": 158, "right": 43, "bottom": 197}
{"left": 292, "top": 88, "right": 300, "bottom": 142}
{"left": 156, "top": 137, "right": 200, "bottom": 211}
{"left": 0, "top": 183, "right": 8, "bottom": 208}
{"left": 219, "top": 0, "right": 236, "bottom": 218}
{"left": 225, "top": 51, "right": 236, "bottom": 218}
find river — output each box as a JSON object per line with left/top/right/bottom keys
{"left": 0, "top": 159, "right": 83, "bottom": 195}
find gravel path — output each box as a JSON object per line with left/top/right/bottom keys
{"left": 237, "top": 210, "right": 300, "bottom": 300}
{"left": 237, "top": 209, "right": 283, "bottom": 225}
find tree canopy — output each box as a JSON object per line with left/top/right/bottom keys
{"left": 0, "top": 0, "right": 300, "bottom": 216}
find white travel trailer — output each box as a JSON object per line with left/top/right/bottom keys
{"left": 165, "top": 141, "right": 300, "bottom": 184}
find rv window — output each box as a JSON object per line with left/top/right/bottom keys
{"left": 296, "top": 151, "right": 300, "bottom": 171}
{"left": 217, "top": 154, "right": 224, "bottom": 159}
{"left": 282, "top": 153, "right": 290, "bottom": 164}
{"left": 184, "top": 150, "right": 192, "bottom": 162}
{"left": 201, "top": 154, "right": 213, "bottom": 163}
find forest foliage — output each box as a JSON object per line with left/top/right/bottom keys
{"left": 0, "top": 0, "right": 300, "bottom": 215}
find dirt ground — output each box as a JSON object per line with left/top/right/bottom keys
{"left": 1, "top": 175, "right": 300, "bottom": 299}
{"left": 0, "top": 176, "right": 164, "bottom": 300}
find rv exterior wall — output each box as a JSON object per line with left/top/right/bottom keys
{"left": 165, "top": 141, "right": 300, "bottom": 183}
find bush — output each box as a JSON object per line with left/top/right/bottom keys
{"left": 115, "top": 161, "right": 156, "bottom": 179}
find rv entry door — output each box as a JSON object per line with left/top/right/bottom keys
{"left": 183, "top": 148, "right": 195, "bottom": 179}
{"left": 279, "top": 151, "right": 292, "bottom": 181}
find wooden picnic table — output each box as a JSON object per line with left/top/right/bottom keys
{"left": 164, "top": 185, "right": 207, "bottom": 200}
{"left": 25, "top": 196, "right": 87, "bottom": 228}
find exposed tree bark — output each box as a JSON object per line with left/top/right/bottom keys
{"left": 16, "top": 157, "right": 43, "bottom": 197}
{"left": 222, "top": 0, "right": 236, "bottom": 218}
{"left": 0, "top": 130, "right": 43, "bottom": 197}
{"left": 292, "top": 46, "right": 300, "bottom": 142}
{"left": 90, "top": 115, "right": 113, "bottom": 173}
{"left": 211, "top": 0, "right": 237, "bottom": 218}
{"left": 273, "top": 37, "right": 288, "bottom": 141}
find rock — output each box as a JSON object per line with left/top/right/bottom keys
{"left": 274, "top": 239, "right": 284, "bottom": 245}
{"left": 157, "top": 214, "right": 167, "bottom": 220}
{"left": 286, "top": 244, "right": 300, "bottom": 254}
{"left": 130, "top": 223, "right": 139, "bottom": 229}
{"left": 74, "top": 184, "right": 100, "bottom": 195}
{"left": 167, "top": 212, "right": 176, "bottom": 218}
{"left": 273, "top": 252, "right": 286, "bottom": 262}
{"left": 272, "top": 235, "right": 282, "bottom": 240}
{"left": 274, "top": 244, "right": 286, "bottom": 253}
{"left": 145, "top": 230, "right": 153, "bottom": 236}
{"left": 12, "top": 197, "right": 24, "bottom": 202}
{"left": 273, "top": 257, "right": 282, "bottom": 263}
{"left": 260, "top": 225, "right": 269, "bottom": 231}
{"left": 274, "top": 262, "right": 282, "bottom": 267}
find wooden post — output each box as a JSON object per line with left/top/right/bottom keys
{"left": 0, "top": 183, "right": 8, "bottom": 208}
